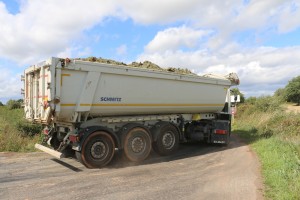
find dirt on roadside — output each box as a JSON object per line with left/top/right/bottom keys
{"left": 285, "top": 104, "right": 300, "bottom": 113}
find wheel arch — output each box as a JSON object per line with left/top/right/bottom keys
{"left": 79, "top": 126, "right": 120, "bottom": 150}
{"left": 118, "top": 123, "right": 152, "bottom": 150}
{"left": 150, "top": 121, "right": 180, "bottom": 142}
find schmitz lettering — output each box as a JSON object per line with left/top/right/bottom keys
{"left": 100, "top": 97, "right": 122, "bottom": 102}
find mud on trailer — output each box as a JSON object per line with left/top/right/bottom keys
{"left": 23, "top": 57, "right": 239, "bottom": 168}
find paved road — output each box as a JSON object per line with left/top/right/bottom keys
{"left": 0, "top": 134, "right": 263, "bottom": 200}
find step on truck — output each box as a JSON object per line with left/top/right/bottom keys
{"left": 23, "top": 57, "right": 239, "bottom": 168}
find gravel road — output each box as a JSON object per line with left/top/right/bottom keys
{"left": 0, "top": 134, "right": 263, "bottom": 200}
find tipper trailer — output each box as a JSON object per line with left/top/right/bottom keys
{"left": 23, "top": 57, "right": 239, "bottom": 168}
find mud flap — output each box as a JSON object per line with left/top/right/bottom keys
{"left": 210, "top": 120, "right": 230, "bottom": 144}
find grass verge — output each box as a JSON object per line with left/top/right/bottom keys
{"left": 0, "top": 106, "right": 42, "bottom": 152}
{"left": 252, "top": 138, "right": 300, "bottom": 200}
{"left": 233, "top": 103, "right": 300, "bottom": 199}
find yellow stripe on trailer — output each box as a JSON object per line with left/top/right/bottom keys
{"left": 60, "top": 103, "right": 224, "bottom": 107}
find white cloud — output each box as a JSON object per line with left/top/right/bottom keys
{"left": 0, "top": 0, "right": 116, "bottom": 64}
{"left": 0, "top": 67, "right": 22, "bottom": 101}
{"left": 231, "top": 0, "right": 286, "bottom": 30}
{"left": 116, "top": 0, "right": 204, "bottom": 24}
{"left": 278, "top": 1, "right": 300, "bottom": 33}
{"left": 138, "top": 39, "right": 300, "bottom": 97}
{"left": 117, "top": 0, "right": 300, "bottom": 51}
{"left": 117, "top": 0, "right": 300, "bottom": 32}
{"left": 145, "top": 26, "right": 212, "bottom": 53}
{"left": 0, "top": 0, "right": 299, "bottom": 64}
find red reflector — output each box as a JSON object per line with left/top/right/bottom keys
{"left": 43, "top": 128, "right": 49, "bottom": 135}
{"left": 214, "top": 129, "right": 227, "bottom": 135}
{"left": 69, "top": 135, "right": 77, "bottom": 142}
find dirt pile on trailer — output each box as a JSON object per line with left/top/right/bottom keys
{"left": 77, "top": 57, "right": 196, "bottom": 75}
{"left": 80, "top": 57, "right": 127, "bottom": 66}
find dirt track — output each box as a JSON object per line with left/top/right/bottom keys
{"left": 285, "top": 104, "right": 300, "bottom": 113}
{"left": 0, "top": 134, "right": 263, "bottom": 200}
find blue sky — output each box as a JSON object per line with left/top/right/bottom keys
{"left": 0, "top": 0, "right": 300, "bottom": 103}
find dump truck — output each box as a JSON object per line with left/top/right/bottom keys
{"left": 23, "top": 57, "right": 239, "bottom": 168}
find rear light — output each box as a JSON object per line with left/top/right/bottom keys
{"left": 214, "top": 129, "right": 227, "bottom": 135}
{"left": 69, "top": 135, "right": 79, "bottom": 142}
{"left": 69, "top": 131, "right": 84, "bottom": 142}
{"left": 43, "top": 127, "right": 49, "bottom": 135}
{"left": 69, "top": 135, "right": 77, "bottom": 142}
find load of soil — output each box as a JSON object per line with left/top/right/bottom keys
{"left": 76, "top": 57, "right": 196, "bottom": 75}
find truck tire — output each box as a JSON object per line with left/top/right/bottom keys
{"left": 123, "top": 127, "right": 152, "bottom": 162}
{"left": 80, "top": 131, "right": 115, "bottom": 168}
{"left": 152, "top": 123, "right": 179, "bottom": 156}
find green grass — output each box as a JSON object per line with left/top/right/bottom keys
{"left": 0, "top": 106, "right": 41, "bottom": 152}
{"left": 233, "top": 103, "right": 300, "bottom": 199}
{"left": 253, "top": 137, "right": 300, "bottom": 200}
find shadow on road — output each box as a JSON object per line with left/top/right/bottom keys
{"left": 54, "top": 133, "right": 248, "bottom": 171}
{"left": 107, "top": 133, "right": 247, "bottom": 169}
{"left": 51, "top": 158, "right": 83, "bottom": 172}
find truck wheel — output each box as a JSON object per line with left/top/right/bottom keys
{"left": 152, "top": 124, "right": 179, "bottom": 156}
{"left": 123, "top": 127, "right": 152, "bottom": 162}
{"left": 80, "top": 131, "right": 115, "bottom": 168}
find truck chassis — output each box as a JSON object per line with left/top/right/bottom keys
{"left": 39, "top": 112, "right": 231, "bottom": 168}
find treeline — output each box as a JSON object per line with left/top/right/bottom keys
{"left": 0, "top": 99, "right": 23, "bottom": 110}
{"left": 275, "top": 76, "right": 300, "bottom": 105}
{"left": 245, "top": 75, "right": 300, "bottom": 106}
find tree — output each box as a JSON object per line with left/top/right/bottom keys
{"left": 0, "top": 101, "right": 4, "bottom": 106}
{"left": 274, "top": 88, "right": 286, "bottom": 102}
{"left": 17, "top": 99, "right": 24, "bottom": 104}
{"left": 246, "top": 96, "right": 257, "bottom": 105}
{"left": 231, "top": 88, "right": 245, "bottom": 103}
{"left": 6, "top": 99, "right": 22, "bottom": 110}
{"left": 285, "top": 76, "right": 300, "bottom": 105}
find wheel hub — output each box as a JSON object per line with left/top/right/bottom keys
{"left": 91, "top": 141, "right": 106, "bottom": 159}
{"left": 162, "top": 132, "right": 174, "bottom": 149}
{"left": 131, "top": 137, "right": 144, "bottom": 153}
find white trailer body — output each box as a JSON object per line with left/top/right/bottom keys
{"left": 23, "top": 57, "right": 239, "bottom": 168}
{"left": 24, "top": 57, "right": 233, "bottom": 123}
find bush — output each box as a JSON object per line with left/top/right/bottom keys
{"left": 274, "top": 88, "right": 286, "bottom": 102}
{"left": 6, "top": 99, "right": 22, "bottom": 110}
{"left": 16, "top": 121, "right": 43, "bottom": 137}
{"left": 245, "top": 96, "right": 257, "bottom": 105}
{"left": 254, "top": 96, "right": 282, "bottom": 112}
{"left": 236, "top": 96, "right": 300, "bottom": 140}
{"left": 0, "top": 106, "right": 42, "bottom": 152}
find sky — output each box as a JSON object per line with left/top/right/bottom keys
{"left": 0, "top": 0, "right": 300, "bottom": 103}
